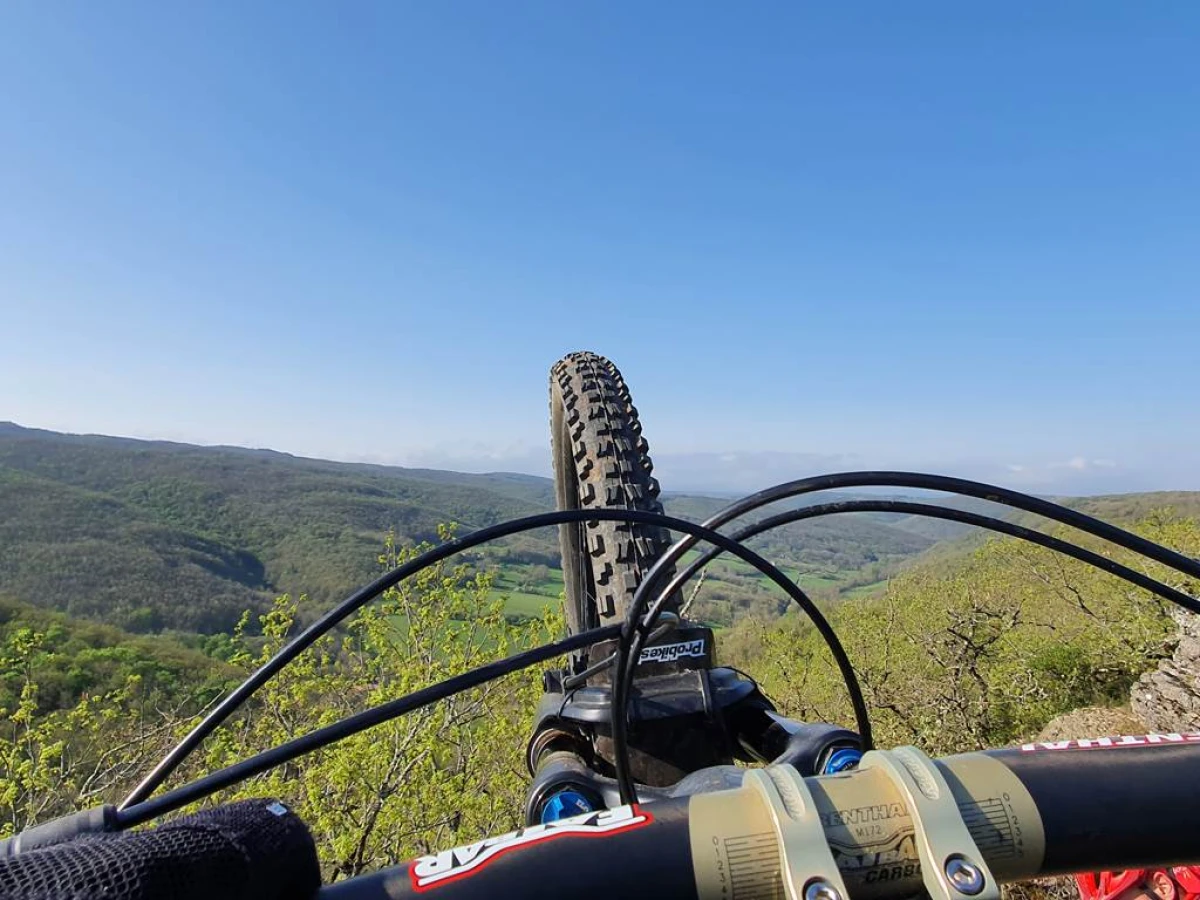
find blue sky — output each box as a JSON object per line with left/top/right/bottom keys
{"left": 2, "top": 3, "right": 1197, "bottom": 494}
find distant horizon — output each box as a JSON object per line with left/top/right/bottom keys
{"left": 5, "top": 418, "right": 1196, "bottom": 499}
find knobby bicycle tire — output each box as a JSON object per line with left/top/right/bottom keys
{"left": 549, "top": 351, "right": 681, "bottom": 637}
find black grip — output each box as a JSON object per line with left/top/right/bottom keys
{"left": 0, "top": 798, "right": 320, "bottom": 900}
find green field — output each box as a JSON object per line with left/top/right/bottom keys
{"left": 841, "top": 580, "right": 888, "bottom": 599}
{"left": 487, "top": 563, "right": 563, "bottom": 618}
{"left": 795, "top": 573, "right": 843, "bottom": 591}
{"left": 486, "top": 552, "right": 889, "bottom": 624}
{"left": 497, "top": 590, "right": 559, "bottom": 618}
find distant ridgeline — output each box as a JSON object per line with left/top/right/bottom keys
{"left": 3, "top": 422, "right": 1196, "bottom": 637}
{"left": 0, "top": 422, "right": 555, "bottom": 633}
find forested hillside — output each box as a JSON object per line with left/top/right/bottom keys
{"left": 0, "top": 423, "right": 942, "bottom": 632}
{"left": 0, "top": 594, "right": 231, "bottom": 714}
{"left": 0, "top": 423, "right": 555, "bottom": 631}
{"left": 5, "top": 420, "right": 1197, "bottom": 644}
{"left": 720, "top": 513, "right": 1200, "bottom": 754}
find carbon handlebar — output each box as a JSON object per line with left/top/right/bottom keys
{"left": 322, "top": 737, "right": 1200, "bottom": 900}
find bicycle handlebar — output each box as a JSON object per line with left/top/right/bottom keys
{"left": 322, "top": 738, "right": 1200, "bottom": 900}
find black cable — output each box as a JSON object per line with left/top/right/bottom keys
{"left": 123, "top": 509, "right": 650, "bottom": 808}
{"left": 125, "top": 507, "right": 868, "bottom": 810}
{"left": 615, "top": 472, "right": 1200, "bottom": 719}
{"left": 662, "top": 500, "right": 1200, "bottom": 615}
{"left": 611, "top": 473, "right": 1200, "bottom": 805}
{"left": 564, "top": 500, "right": 1200, "bottom": 688}
{"left": 116, "top": 624, "right": 622, "bottom": 829}
{"left": 687, "top": 473, "right": 1200, "bottom": 583}
{"left": 562, "top": 613, "right": 680, "bottom": 691}
{"left": 134, "top": 473, "right": 1188, "bottom": 814}
{"left": 117, "top": 473, "right": 1200, "bottom": 823}
{"left": 608, "top": 528, "right": 871, "bottom": 805}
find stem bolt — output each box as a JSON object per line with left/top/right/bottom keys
{"left": 804, "top": 879, "right": 844, "bottom": 900}
{"left": 945, "top": 855, "right": 986, "bottom": 895}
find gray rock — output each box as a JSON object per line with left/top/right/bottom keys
{"left": 1131, "top": 607, "right": 1200, "bottom": 732}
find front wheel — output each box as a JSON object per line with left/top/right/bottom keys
{"left": 549, "top": 351, "right": 680, "bottom": 637}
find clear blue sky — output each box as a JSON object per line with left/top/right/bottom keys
{"left": 2, "top": 3, "right": 1197, "bottom": 494}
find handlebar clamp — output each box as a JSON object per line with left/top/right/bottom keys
{"left": 860, "top": 747, "right": 1000, "bottom": 900}
{"left": 746, "top": 766, "right": 851, "bottom": 900}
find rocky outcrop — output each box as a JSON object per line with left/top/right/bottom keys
{"left": 1131, "top": 607, "right": 1200, "bottom": 732}
{"left": 1019, "top": 609, "right": 1199, "bottom": 900}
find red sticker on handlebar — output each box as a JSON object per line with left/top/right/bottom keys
{"left": 408, "top": 804, "right": 654, "bottom": 891}
{"left": 1020, "top": 732, "right": 1200, "bottom": 751}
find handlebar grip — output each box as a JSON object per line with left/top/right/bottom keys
{"left": 323, "top": 739, "right": 1200, "bottom": 900}
{"left": 0, "top": 798, "right": 320, "bottom": 900}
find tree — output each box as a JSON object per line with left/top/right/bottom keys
{"left": 723, "top": 515, "right": 1194, "bottom": 756}
{"left": 0, "top": 626, "right": 191, "bottom": 837}
{"left": 0, "top": 528, "right": 561, "bottom": 881}
{"left": 190, "top": 529, "right": 560, "bottom": 880}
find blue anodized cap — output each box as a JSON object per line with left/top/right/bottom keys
{"left": 540, "top": 789, "right": 596, "bottom": 824}
{"left": 823, "top": 747, "right": 863, "bottom": 774}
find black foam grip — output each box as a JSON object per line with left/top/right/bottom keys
{"left": 0, "top": 798, "right": 320, "bottom": 900}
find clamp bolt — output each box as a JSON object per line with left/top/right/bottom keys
{"left": 945, "top": 855, "right": 986, "bottom": 895}
{"left": 804, "top": 879, "right": 844, "bottom": 900}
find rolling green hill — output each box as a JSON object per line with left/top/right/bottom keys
{"left": 0, "top": 423, "right": 556, "bottom": 632}
{"left": 892, "top": 491, "right": 1200, "bottom": 575}
{"left": 15, "top": 423, "right": 1190, "bottom": 636}
{"left": 0, "top": 423, "right": 946, "bottom": 633}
